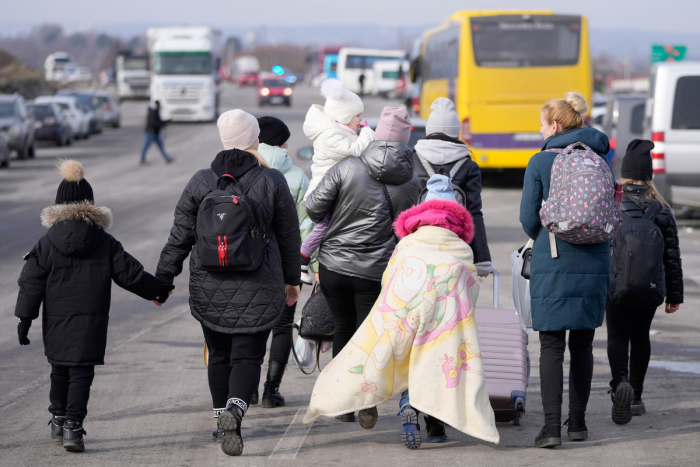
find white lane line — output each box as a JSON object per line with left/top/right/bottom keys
{"left": 269, "top": 407, "right": 313, "bottom": 460}
{"left": 0, "top": 305, "right": 188, "bottom": 411}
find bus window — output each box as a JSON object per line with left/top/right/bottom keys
{"left": 423, "top": 24, "right": 460, "bottom": 80}
{"left": 346, "top": 55, "right": 401, "bottom": 69}
{"left": 471, "top": 16, "right": 580, "bottom": 67}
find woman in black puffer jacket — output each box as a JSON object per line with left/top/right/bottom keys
{"left": 606, "top": 140, "right": 683, "bottom": 425}
{"left": 156, "top": 110, "right": 301, "bottom": 457}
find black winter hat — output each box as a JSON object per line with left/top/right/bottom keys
{"left": 257, "top": 116, "right": 290, "bottom": 147}
{"left": 621, "top": 139, "right": 655, "bottom": 181}
{"left": 55, "top": 159, "right": 94, "bottom": 204}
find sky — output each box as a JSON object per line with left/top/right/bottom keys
{"left": 3, "top": 0, "right": 700, "bottom": 35}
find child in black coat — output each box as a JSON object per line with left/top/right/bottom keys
{"left": 606, "top": 140, "right": 683, "bottom": 425}
{"left": 15, "top": 160, "right": 173, "bottom": 453}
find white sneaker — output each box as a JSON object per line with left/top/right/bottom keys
{"left": 300, "top": 265, "right": 313, "bottom": 285}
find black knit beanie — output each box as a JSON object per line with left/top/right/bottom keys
{"left": 621, "top": 139, "right": 655, "bottom": 181}
{"left": 55, "top": 160, "right": 94, "bottom": 204}
{"left": 257, "top": 116, "right": 290, "bottom": 147}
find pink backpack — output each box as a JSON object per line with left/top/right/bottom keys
{"left": 539, "top": 142, "right": 620, "bottom": 248}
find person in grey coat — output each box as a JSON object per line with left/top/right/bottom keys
{"left": 520, "top": 93, "right": 611, "bottom": 449}
{"left": 305, "top": 107, "right": 418, "bottom": 424}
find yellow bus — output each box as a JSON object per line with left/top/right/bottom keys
{"left": 419, "top": 11, "right": 592, "bottom": 169}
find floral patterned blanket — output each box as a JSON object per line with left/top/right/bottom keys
{"left": 303, "top": 225, "right": 499, "bottom": 444}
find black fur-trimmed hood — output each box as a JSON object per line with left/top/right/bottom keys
{"left": 40, "top": 202, "right": 112, "bottom": 257}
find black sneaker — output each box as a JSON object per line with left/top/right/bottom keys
{"left": 564, "top": 418, "right": 588, "bottom": 441}
{"left": 610, "top": 379, "right": 634, "bottom": 425}
{"left": 219, "top": 406, "right": 244, "bottom": 456}
{"left": 424, "top": 415, "right": 446, "bottom": 443}
{"left": 48, "top": 416, "right": 65, "bottom": 445}
{"left": 62, "top": 420, "right": 86, "bottom": 453}
{"left": 534, "top": 425, "right": 562, "bottom": 448}
{"left": 631, "top": 397, "right": 646, "bottom": 416}
{"left": 358, "top": 407, "right": 378, "bottom": 430}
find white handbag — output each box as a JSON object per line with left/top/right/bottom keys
{"left": 511, "top": 239, "right": 534, "bottom": 334}
{"left": 292, "top": 320, "right": 316, "bottom": 368}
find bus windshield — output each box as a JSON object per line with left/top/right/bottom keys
{"left": 124, "top": 58, "right": 148, "bottom": 70}
{"left": 154, "top": 52, "right": 211, "bottom": 75}
{"left": 346, "top": 55, "right": 400, "bottom": 69}
{"left": 471, "top": 15, "right": 581, "bottom": 67}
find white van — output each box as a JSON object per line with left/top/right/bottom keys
{"left": 645, "top": 62, "right": 700, "bottom": 212}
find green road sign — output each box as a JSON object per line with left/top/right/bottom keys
{"left": 651, "top": 45, "right": 687, "bottom": 63}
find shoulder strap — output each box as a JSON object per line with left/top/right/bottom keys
{"left": 204, "top": 168, "right": 218, "bottom": 191}
{"left": 240, "top": 167, "right": 266, "bottom": 195}
{"left": 381, "top": 183, "right": 396, "bottom": 222}
{"left": 643, "top": 201, "right": 663, "bottom": 221}
{"left": 416, "top": 153, "right": 436, "bottom": 177}
{"left": 449, "top": 157, "right": 468, "bottom": 179}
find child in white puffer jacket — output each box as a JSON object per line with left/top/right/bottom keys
{"left": 300, "top": 79, "right": 374, "bottom": 280}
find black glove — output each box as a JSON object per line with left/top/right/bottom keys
{"left": 154, "top": 283, "right": 175, "bottom": 304}
{"left": 17, "top": 319, "right": 31, "bottom": 345}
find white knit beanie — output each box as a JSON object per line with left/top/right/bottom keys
{"left": 217, "top": 109, "right": 260, "bottom": 150}
{"left": 426, "top": 97, "right": 461, "bottom": 138}
{"left": 320, "top": 78, "right": 364, "bottom": 124}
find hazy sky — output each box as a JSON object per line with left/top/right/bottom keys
{"left": 5, "top": 0, "right": 700, "bottom": 34}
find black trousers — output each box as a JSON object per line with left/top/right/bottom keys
{"left": 49, "top": 365, "right": 96, "bottom": 423}
{"left": 539, "top": 329, "right": 595, "bottom": 423}
{"left": 267, "top": 286, "right": 301, "bottom": 368}
{"left": 202, "top": 324, "right": 271, "bottom": 413}
{"left": 606, "top": 297, "right": 657, "bottom": 396}
{"left": 319, "top": 264, "right": 382, "bottom": 357}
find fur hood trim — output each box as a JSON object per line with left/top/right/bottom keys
{"left": 394, "top": 199, "right": 474, "bottom": 244}
{"left": 41, "top": 202, "right": 113, "bottom": 230}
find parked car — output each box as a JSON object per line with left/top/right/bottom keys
{"left": 57, "top": 90, "right": 103, "bottom": 134}
{"left": 28, "top": 102, "right": 73, "bottom": 146}
{"left": 35, "top": 95, "right": 90, "bottom": 140}
{"left": 0, "top": 130, "right": 10, "bottom": 168}
{"left": 644, "top": 62, "right": 700, "bottom": 215}
{"left": 601, "top": 94, "right": 646, "bottom": 177}
{"left": 94, "top": 91, "right": 121, "bottom": 128}
{"left": 257, "top": 73, "right": 293, "bottom": 107}
{"left": 0, "top": 94, "right": 36, "bottom": 159}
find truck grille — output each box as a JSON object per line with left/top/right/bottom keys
{"left": 164, "top": 85, "right": 203, "bottom": 102}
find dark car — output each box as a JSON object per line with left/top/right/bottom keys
{"left": 0, "top": 94, "right": 36, "bottom": 159}
{"left": 57, "top": 90, "right": 104, "bottom": 134}
{"left": 28, "top": 102, "right": 73, "bottom": 146}
{"left": 257, "top": 73, "right": 293, "bottom": 107}
{"left": 602, "top": 94, "right": 646, "bottom": 178}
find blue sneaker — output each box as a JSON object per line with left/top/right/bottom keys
{"left": 399, "top": 405, "right": 421, "bottom": 449}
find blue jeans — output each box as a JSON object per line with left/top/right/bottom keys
{"left": 400, "top": 391, "right": 410, "bottom": 410}
{"left": 140, "top": 131, "right": 170, "bottom": 162}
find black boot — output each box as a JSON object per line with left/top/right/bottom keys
{"left": 250, "top": 389, "right": 259, "bottom": 405}
{"left": 424, "top": 415, "right": 446, "bottom": 443}
{"left": 262, "top": 361, "right": 286, "bottom": 408}
{"left": 564, "top": 418, "right": 588, "bottom": 441}
{"left": 534, "top": 425, "right": 562, "bottom": 448}
{"left": 610, "top": 376, "right": 634, "bottom": 425}
{"left": 219, "top": 406, "right": 244, "bottom": 456}
{"left": 631, "top": 391, "right": 646, "bottom": 416}
{"left": 48, "top": 416, "right": 65, "bottom": 445}
{"left": 62, "top": 420, "right": 86, "bottom": 453}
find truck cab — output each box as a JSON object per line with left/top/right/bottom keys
{"left": 116, "top": 53, "right": 150, "bottom": 100}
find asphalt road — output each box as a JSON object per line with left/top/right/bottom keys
{"left": 1, "top": 83, "right": 699, "bottom": 466}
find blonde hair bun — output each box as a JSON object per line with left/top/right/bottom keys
{"left": 58, "top": 159, "right": 85, "bottom": 182}
{"left": 565, "top": 92, "right": 588, "bottom": 116}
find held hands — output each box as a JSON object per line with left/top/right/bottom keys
{"left": 17, "top": 319, "right": 31, "bottom": 345}
{"left": 153, "top": 283, "right": 175, "bottom": 306}
{"left": 665, "top": 303, "right": 680, "bottom": 314}
{"left": 285, "top": 284, "right": 300, "bottom": 307}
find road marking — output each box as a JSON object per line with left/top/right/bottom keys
{"left": 0, "top": 305, "right": 188, "bottom": 412}
{"left": 268, "top": 407, "right": 313, "bottom": 460}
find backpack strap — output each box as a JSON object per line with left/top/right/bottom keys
{"left": 416, "top": 153, "right": 436, "bottom": 177}
{"left": 449, "top": 157, "right": 469, "bottom": 179}
{"left": 643, "top": 201, "right": 663, "bottom": 220}
{"left": 239, "top": 167, "right": 266, "bottom": 195}
{"left": 204, "top": 168, "right": 218, "bottom": 191}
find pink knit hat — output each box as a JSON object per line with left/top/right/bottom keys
{"left": 374, "top": 106, "right": 411, "bottom": 145}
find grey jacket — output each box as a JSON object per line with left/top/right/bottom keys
{"left": 305, "top": 140, "right": 419, "bottom": 282}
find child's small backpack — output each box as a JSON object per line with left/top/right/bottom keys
{"left": 417, "top": 155, "right": 468, "bottom": 206}
{"left": 195, "top": 168, "right": 269, "bottom": 271}
{"left": 540, "top": 142, "right": 620, "bottom": 250}
{"left": 608, "top": 201, "right": 666, "bottom": 308}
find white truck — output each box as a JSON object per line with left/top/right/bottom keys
{"left": 115, "top": 52, "right": 150, "bottom": 100}
{"left": 44, "top": 52, "right": 73, "bottom": 82}
{"left": 147, "top": 27, "right": 222, "bottom": 122}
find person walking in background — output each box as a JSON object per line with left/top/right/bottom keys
{"left": 305, "top": 106, "right": 418, "bottom": 425}
{"left": 520, "top": 92, "right": 612, "bottom": 448}
{"left": 358, "top": 73, "right": 366, "bottom": 96}
{"left": 255, "top": 116, "right": 314, "bottom": 408}
{"left": 140, "top": 100, "right": 173, "bottom": 164}
{"left": 606, "top": 139, "right": 683, "bottom": 425}
{"left": 15, "top": 160, "right": 172, "bottom": 453}
{"left": 155, "top": 110, "right": 301, "bottom": 457}
{"left": 413, "top": 97, "right": 492, "bottom": 278}
{"left": 300, "top": 78, "right": 374, "bottom": 283}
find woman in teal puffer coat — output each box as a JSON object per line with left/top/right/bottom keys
{"left": 256, "top": 116, "right": 313, "bottom": 409}
{"left": 520, "top": 93, "right": 612, "bottom": 449}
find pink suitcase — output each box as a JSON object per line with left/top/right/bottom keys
{"left": 474, "top": 269, "right": 530, "bottom": 425}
